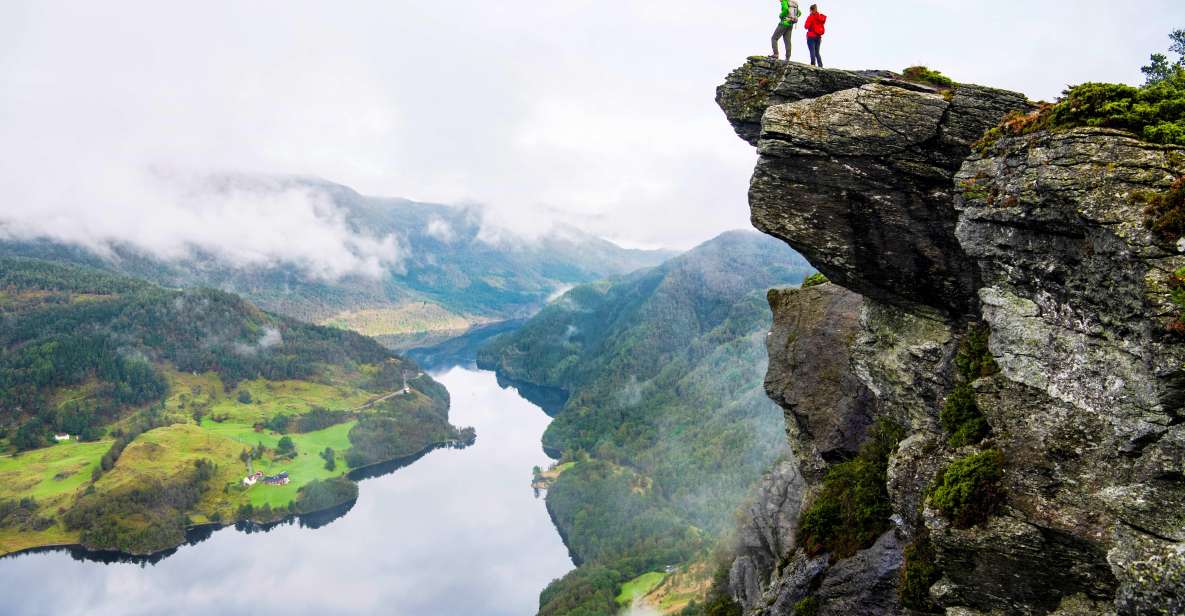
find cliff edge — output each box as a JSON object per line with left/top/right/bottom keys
{"left": 716, "top": 57, "right": 1185, "bottom": 615}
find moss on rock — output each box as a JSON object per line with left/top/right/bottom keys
{"left": 793, "top": 596, "right": 820, "bottom": 616}
{"left": 901, "top": 66, "right": 955, "bottom": 89}
{"left": 928, "top": 449, "right": 1005, "bottom": 528}
{"left": 976, "top": 71, "right": 1185, "bottom": 152}
{"left": 900, "top": 536, "right": 942, "bottom": 612}
{"left": 797, "top": 419, "right": 905, "bottom": 559}
{"left": 940, "top": 325, "right": 997, "bottom": 448}
{"left": 801, "top": 273, "right": 829, "bottom": 288}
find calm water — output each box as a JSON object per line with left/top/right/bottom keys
{"left": 0, "top": 368, "right": 574, "bottom": 616}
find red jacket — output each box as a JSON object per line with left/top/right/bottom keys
{"left": 805, "top": 12, "right": 826, "bottom": 38}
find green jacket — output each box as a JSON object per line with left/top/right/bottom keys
{"left": 780, "top": 0, "right": 801, "bottom": 24}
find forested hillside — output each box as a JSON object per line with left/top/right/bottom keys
{"left": 0, "top": 258, "right": 469, "bottom": 556}
{"left": 0, "top": 176, "right": 674, "bottom": 347}
{"left": 478, "top": 231, "right": 814, "bottom": 614}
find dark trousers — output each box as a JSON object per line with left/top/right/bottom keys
{"left": 772, "top": 22, "right": 794, "bottom": 59}
{"left": 807, "top": 36, "right": 822, "bottom": 67}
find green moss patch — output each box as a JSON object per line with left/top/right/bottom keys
{"left": 801, "top": 273, "right": 829, "bottom": 289}
{"left": 900, "top": 537, "right": 942, "bottom": 612}
{"left": 793, "top": 596, "right": 820, "bottom": 616}
{"left": 929, "top": 449, "right": 1005, "bottom": 528}
{"left": 955, "top": 325, "right": 998, "bottom": 381}
{"left": 977, "top": 70, "right": 1185, "bottom": 151}
{"left": 797, "top": 420, "right": 905, "bottom": 559}
{"left": 1168, "top": 267, "right": 1185, "bottom": 336}
{"left": 902, "top": 66, "right": 955, "bottom": 89}
{"left": 1138, "top": 175, "right": 1185, "bottom": 243}
{"left": 940, "top": 325, "right": 997, "bottom": 448}
{"left": 940, "top": 384, "right": 989, "bottom": 448}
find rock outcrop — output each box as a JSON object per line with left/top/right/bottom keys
{"left": 718, "top": 57, "right": 1031, "bottom": 317}
{"left": 716, "top": 58, "right": 1185, "bottom": 615}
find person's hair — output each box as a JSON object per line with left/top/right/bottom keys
{"left": 810, "top": 4, "right": 818, "bottom": 10}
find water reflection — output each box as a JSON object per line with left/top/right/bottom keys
{"left": 493, "top": 373, "right": 570, "bottom": 418}
{"left": 404, "top": 319, "right": 526, "bottom": 372}
{"left": 0, "top": 369, "right": 573, "bottom": 616}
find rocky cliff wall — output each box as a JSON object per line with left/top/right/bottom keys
{"left": 717, "top": 58, "right": 1185, "bottom": 615}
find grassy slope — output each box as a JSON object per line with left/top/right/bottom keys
{"left": 0, "top": 441, "right": 110, "bottom": 505}
{"left": 482, "top": 232, "right": 809, "bottom": 614}
{"left": 0, "top": 366, "right": 447, "bottom": 555}
{"left": 0, "top": 258, "right": 459, "bottom": 556}
{"left": 616, "top": 572, "right": 668, "bottom": 606}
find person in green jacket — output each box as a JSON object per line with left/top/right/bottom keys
{"left": 771, "top": 0, "right": 801, "bottom": 61}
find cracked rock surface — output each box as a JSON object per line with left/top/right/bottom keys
{"left": 717, "top": 59, "right": 1185, "bottom": 615}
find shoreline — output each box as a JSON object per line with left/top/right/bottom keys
{"left": 0, "top": 436, "right": 473, "bottom": 562}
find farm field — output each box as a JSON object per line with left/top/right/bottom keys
{"left": 0, "top": 367, "right": 460, "bottom": 556}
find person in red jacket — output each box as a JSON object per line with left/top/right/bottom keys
{"left": 804, "top": 5, "right": 827, "bottom": 68}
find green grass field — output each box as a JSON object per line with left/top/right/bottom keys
{"left": 0, "top": 441, "right": 112, "bottom": 556}
{"left": 166, "top": 368, "right": 375, "bottom": 426}
{"left": 615, "top": 572, "right": 668, "bottom": 606}
{"left": 0, "top": 359, "right": 439, "bottom": 555}
{"left": 200, "top": 418, "right": 356, "bottom": 508}
{"left": 0, "top": 440, "right": 111, "bottom": 507}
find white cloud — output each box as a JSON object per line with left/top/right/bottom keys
{"left": 0, "top": 169, "right": 404, "bottom": 280}
{"left": 425, "top": 218, "right": 456, "bottom": 243}
{"left": 233, "top": 325, "right": 285, "bottom": 356}
{"left": 1, "top": 0, "right": 1182, "bottom": 259}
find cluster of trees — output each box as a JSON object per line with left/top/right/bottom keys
{"left": 344, "top": 404, "right": 459, "bottom": 468}
{"left": 234, "top": 500, "right": 295, "bottom": 524}
{"left": 0, "top": 257, "right": 401, "bottom": 450}
{"left": 480, "top": 234, "right": 808, "bottom": 613}
{"left": 0, "top": 497, "right": 54, "bottom": 532}
{"left": 538, "top": 564, "right": 624, "bottom": 616}
{"left": 277, "top": 436, "right": 296, "bottom": 457}
{"left": 546, "top": 461, "right": 700, "bottom": 569}
{"left": 1, "top": 332, "right": 168, "bottom": 450}
{"left": 64, "top": 459, "right": 217, "bottom": 554}
{"left": 264, "top": 414, "right": 291, "bottom": 434}
{"left": 294, "top": 477, "right": 358, "bottom": 514}
{"left": 296, "top": 407, "right": 350, "bottom": 433}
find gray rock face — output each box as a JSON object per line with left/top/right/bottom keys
{"left": 716, "top": 57, "right": 875, "bottom": 146}
{"left": 766, "top": 284, "right": 873, "bottom": 478}
{"left": 717, "top": 59, "right": 1185, "bottom": 615}
{"left": 816, "top": 531, "right": 905, "bottom": 616}
{"left": 926, "top": 511, "right": 1118, "bottom": 615}
{"left": 853, "top": 299, "right": 957, "bottom": 434}
{"left": 721, "top": 57, "right": 1030, "bottom": 316}
{"left": 731, "top": 459, "right": 808, "bottom": 612}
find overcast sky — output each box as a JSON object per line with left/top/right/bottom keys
{"left": 1, "top": 1, "right": 1183, "bottom": 276}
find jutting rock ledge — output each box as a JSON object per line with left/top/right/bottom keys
{"left": 716, "top": 57, "right": 1185, "bottom": 615}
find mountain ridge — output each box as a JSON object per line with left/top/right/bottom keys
{"left": 478, "top": 230, "right": 815, "bottom": 614}
{"left": 0, "top": 176, "right": 676, "bottom": 345}
{"left": 0, "top": 257, "right": 468, "bottom": 557}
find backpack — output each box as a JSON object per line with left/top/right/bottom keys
{"left": 787, "top": 1, "right": 801, "bottom": 22}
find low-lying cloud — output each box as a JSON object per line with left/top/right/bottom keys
{"left": 0, "top": 169, "right": 403, "bottom": 280}
{"left": 1, "top": 0, "right": 1177, "bottom": 268}
{"left": 233, "top": 326, "right": 285, "bottom": 357}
